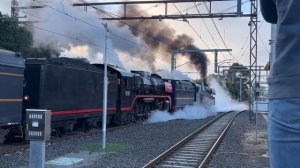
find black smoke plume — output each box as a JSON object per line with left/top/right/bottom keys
{"left": 116, "top": 5, "right": 208, "bottom": 79}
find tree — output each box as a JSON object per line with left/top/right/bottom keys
{"left": 0, "top": 13, "right": 33, "bottom": 56}
{"left": 223, "top": 63, "right": 250, "bottom": 101}
{"left": 0, "top": 13, "right": 59, "bottom": 58}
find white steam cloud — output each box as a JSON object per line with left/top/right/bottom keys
{"left": 147, "top": 78, "right": 248, "bottom": 124}
{"left": 210, "top": 78, "right": 248, "bottom": 112}
{"left": 147, "top": 103, "right": 215, "bottom": 124}
{"left": 23, "top": 0, "right": 161, "bottom": 71}
{"left": 30, "top": 1, "right": 126, "bottom": 67}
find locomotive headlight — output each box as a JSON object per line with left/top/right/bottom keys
{"left": 24, "top": 95, "right": 30, "bottom": 101}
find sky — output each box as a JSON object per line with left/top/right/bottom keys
{"left": 0, "top": 0, "right": 271, "bottom": 79}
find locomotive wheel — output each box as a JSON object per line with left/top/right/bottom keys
{"left": 54, "top": 128, "right": 63, "bottom": 138}
{"left": 134, "top": 102, "right": 142, "bottom": 122}
{"left": 83, "top": 122, "right": 90, "bottom": 133}
{"left": 127, "top": 110, "right": 135, "bottom": 123}
{"left": 163, "top": 101, "right": 170, "bottom": 111}
{"left": 143, "top": 104, "right": 150, "bottom": 119}
{"left": 0, "top": 129, "right": 10, "bottom": 144}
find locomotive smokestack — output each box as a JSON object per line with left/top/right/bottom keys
{"left": 116, "top": 6, "right": 208, "bottom": 79}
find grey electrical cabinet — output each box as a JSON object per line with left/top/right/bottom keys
{"left": 25, "top": 109, "right": 51, "bottom": 141}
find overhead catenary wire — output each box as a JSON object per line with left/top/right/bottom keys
{"left": 188, "top": 24, "right": 210, "bottom": 48}
{"left": 76, "top": 0, "right": 244, "bottom": 67}
{"left": 35, "top": 0, "right": 170, "bottom": 55}
{"left": 217, "top": 0, "right": 251, "bottom": 13}
{"left": 170, "top": 2, "right": 210, "bottom": 49}
{"left": 26, "top": 0, "right": 258, "bottom": 71}
{"left": 32, "top": 0, "right": 170, "bottom": 62}
{"left": 77, "top": 1, "right": 175, "bottom": 49}
{"left": 19, "top": 10, "right": 41, "bottom": 19}
{"left": 192, "top": 2, "right": 231, "bottom": 64}
{"left": 237, "top": 21, "right": 266, "bottom": 62}
{"left": 30, "top": 24, "right": 167, "bottom": 66}
{"left": 79, "top": 5, "right": 173, "bottom": 64}
{"left": 193, "top": 2, "right": 219, "bottom": 49}
{"left": 258, "top": 31, "right": 270, "bottom": 55}
{"left": 203, "top": 2, "right": 238, "bottom": 63}
{"left": 170, "top": 2, "right": 228, "bottom": 72}
{"left": 135, "top": 3, "right": 163, "bottom": 14}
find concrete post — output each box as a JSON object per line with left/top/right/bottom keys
{"left": 29, "top": 140, "right": 45, "bottom": 168}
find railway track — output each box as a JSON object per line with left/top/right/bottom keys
{"left": 143, "top": 111, "right": 243, "bottom": 168}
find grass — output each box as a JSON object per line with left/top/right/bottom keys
{"left": 84, "top": 143, "right": 129, "bottom": 153}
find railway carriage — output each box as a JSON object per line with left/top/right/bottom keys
{"left": 0, "top": 50, "right": 24, "bottom": 141}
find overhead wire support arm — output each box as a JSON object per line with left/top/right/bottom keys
{"left": 73, "top": 0, "right": 233, "bottom": 6}
{"left": 100, "top": 12, "right": 253, "bottom": 21}
{"left": 171, "top": 49, "right": 232, "bottom": 73}
{"left": 19, "top": 5, "right": 45, "bottom": 9}
{"left": 72, "top": 0, "right": 253, "bottom": 20}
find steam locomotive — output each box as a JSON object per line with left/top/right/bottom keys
{"left": 0, "top": 49, "right": 215, "bottom": 142}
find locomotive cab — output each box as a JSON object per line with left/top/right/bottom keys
{"left": 131, "top": 71, "right": 152, "bottom": 94}
{"left": 150, "top": 74, "right": 166, "bottom": 95}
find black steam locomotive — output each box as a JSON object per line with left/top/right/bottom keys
{"left": 0, "top": 49, "right": 215, "bottom": 142}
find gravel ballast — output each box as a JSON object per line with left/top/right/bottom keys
{"left": 208, "top": 111, "right": 270, "bottom": 168}
{"left": 0, "top": 115, "right": 217, "bottom": 168}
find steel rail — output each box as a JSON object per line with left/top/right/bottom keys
{"left": 198, "top": 111, "right": 243, "bottom": 168}
{"left": 143, "top": 111, "right": 245, "bottom": 168}
{"left": 143, "top": 112, "right": 230, "bottom": 168}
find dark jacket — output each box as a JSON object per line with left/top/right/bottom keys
{"left": 261, "top": 0, "right": 300, "bottom": 99}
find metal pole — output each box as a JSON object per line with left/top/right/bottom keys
{"left": 123, "top": 4, "right": 127, "bottom": 17}
{"left": 258, "top": 67, "right": 261, "bottom": 83}
{"left": 240, "top": 77, "right": 242, "bottom": 102}
{"left": 237, "top": 0, "right": 242, "bottom": 16}
{"left": 102, "top": 23, "right": 109, "bottom": 150}
{"left": 271, "top": 24, "right": 277, "bottom": 67}
{"left": 171, "top": 52, "right": 175, "bottom": 72}
{"left": 165, "top": 3, "right": 168, "bottom": 16}
{"left": 214, "top": 51, "right": 218, "bottom": 73}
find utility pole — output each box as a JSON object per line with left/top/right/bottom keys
{"left": 214, "top": 51, "right": 218, "bottom": 74}
{"left": 11, "top": 0, "right": 19, "bottom": 18}
{"left": 102, "top": 23, "right": 109, "bottom": 150}
{"left": 240, "top": 77, "right": 242, "bottom": 102}
{"left": 171, "top": 52, "right": 176, "bottom": 72}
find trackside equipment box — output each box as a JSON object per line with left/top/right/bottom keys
{"left": 25, "top": 109, "right": 51, "bottom": 141}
